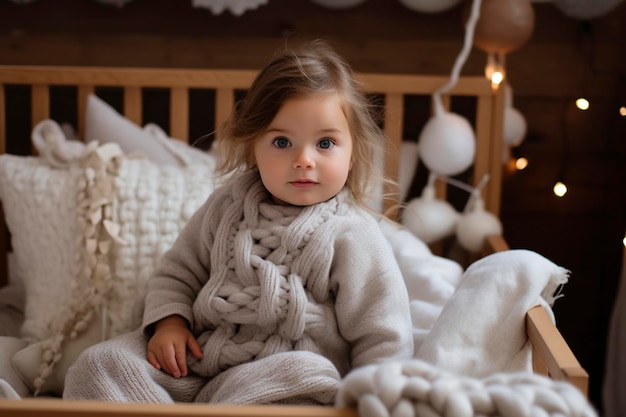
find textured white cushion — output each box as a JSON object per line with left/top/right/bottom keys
{"left": 0, "top": 151, "right": 217, "bottom": 340}
{"left": 0, "top": 125, "right": 218, "bottom": 394}
{"left": 0, "top": 155, "right": 81, "bottom": 342}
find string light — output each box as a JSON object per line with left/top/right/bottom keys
{"left": 485, "top": 51, "right": 506, "bottom": 90}
{"left": 553, "top": 181, "right": 567, "bottom": 197}
{"left": 515, "top": 157, "right": 528, "bottom": 170}
{"left": 576, "top": 97, "right": 590, "bottom": 110}
{"left": 619, "top": 106, "right": 626, "bottom": 116}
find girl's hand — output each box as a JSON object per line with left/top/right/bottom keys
{"left": 146, "top": 315, "right": 203, "bottom": 378}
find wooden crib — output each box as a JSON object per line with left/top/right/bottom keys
{"left": 0, "top": 65, "right": 588, "bottom": 416}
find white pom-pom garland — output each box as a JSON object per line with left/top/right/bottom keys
{"left": 418, "top": 112, "right": 477, "bottom": 176}
{"left": 402, "top": 183, "right": 460, "bottom": 244}
{"left": 456, "top": 196, "right": 503, "bottom": 252}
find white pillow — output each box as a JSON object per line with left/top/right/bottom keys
{"left": 0, "top": 126, "right": 218, "bottom": 394}
{"left": 143, "top": 122, "right": 216, "bottom": 166}
{"left": 85, "top": 94, "right": 185, "bottom": 166}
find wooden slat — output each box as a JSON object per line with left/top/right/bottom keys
{"left": 77, "top": 85, "right": 95, "bottom": 141}
{"left": 123, "top": 86, "right": 142, "bottom": 127}
{"left": 31, "top": 84, "right": 50, "bottom": 124}
{"left": 433, "top": 95, "right": 451, "bottom": 202}
{"left": 486, "top": 84, "right": 506, "bottom": 216}
{"left": 0, "top": 202, "right": 6, "bottom": 287}
{"left": 532, "top": 348, "right": 550, "bottom": 377}
{"left": 0, "top": 399, "right": 357, "bottom": 417}
{"left": 358, "top": 73, "right": 492, "bottom": 96}
{"left": 169, "top": 87, "right": 189, "bottom": 141}
{"left": 215, "top": 88, "right": 234, "bottom": 141}
{"left": 0, "top": 85, "right": 5, "bottom": 287}
{"left": 382, "top": 93, "right": 403, "bottom": 220}
{"left": 483, "top": 234, "right": 510, "bottom": 254}
{"left": 0, "top": 66, "right": 258, "bottom": 90}
{"left": 526, "top": 305, "right": 589, "bottom": 396}
{"left": 0, "top": 84, "right": 5, "bottom": 154}
{"left": 0, "top": 66, "right": 492, "bottom": 96}
{"left": 31, "top": 85, "right": 49, "bottom": 155}
{"left": 473, "top": 93, "right": 492, "bottom": 203}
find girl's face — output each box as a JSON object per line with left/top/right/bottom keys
{"left": 253, "top": 94, "right": 353, "bottom": 206}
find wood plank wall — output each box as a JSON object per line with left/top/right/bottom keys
{"left": 1, "top": 0, "right": 625, "bottom": 412}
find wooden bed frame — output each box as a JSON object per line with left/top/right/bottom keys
{"left": 0, "top": 65, "right": 588, "bottom": 416}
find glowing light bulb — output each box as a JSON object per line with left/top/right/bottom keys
{"left": 485, "top": 52, "right": 505, "bottom": 90}
{"left": 553, "top": 181, "right": 567, "bottom": 197}
{"left": 491, "top": 71, "right": 504, "bottom": 87}
{"left": 576, "top": 98, "right": 590, "bottom": 110}
{"left": 620, "top": 106, "right": 626, "bottom": 116}
{"left": 623, "top": 235, "right": 626, "bottom": 247}
{"left": 515, "top": 157, "right": 528, "bottom": 170}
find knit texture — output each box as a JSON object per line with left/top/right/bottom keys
{"left": 0, "top": 155, "right": 80, "bottom": 342}
{"left": 336, "top": 359, "right": 597, "bottom": 417}
{"left": 189, "top": 171, "right": 347, "bottom": 377}
{"left": 64, "top": 329, "right": 340, "bottom": 405}
{"left": 144, "top": 171, "right": 413, "bottom": 380}
{"left": 64, "top": 171, "right": 413, "bottom": 404}
{"left": 108, "top": 155, "right": 216, "bottom": 337}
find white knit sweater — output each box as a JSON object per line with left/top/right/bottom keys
{"left": 143, "top": 171, "right": 414, "bottom": 378}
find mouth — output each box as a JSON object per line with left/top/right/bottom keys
{"left": 289, "top": 179, "right": 318, "bottom": 189}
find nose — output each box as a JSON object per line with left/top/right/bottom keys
{"left": 293, "top": 148, "right": 315, "bottom": 169}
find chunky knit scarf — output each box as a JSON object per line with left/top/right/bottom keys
{"left": 189, "top": 171, "right": 351, "bottom": 377}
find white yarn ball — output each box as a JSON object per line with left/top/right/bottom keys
{"left": 456, "top": 202, "right": 503, "bottom": 252}
{"left": 418, "top": 112, "right": 476, "bottom": 176}
{"left": 503, "top": 107, "right": 527, "bottom": 147}
{"left": 310, "top": 0, "right": 367, "bottom": 9}
{"left": 402, "top": 188, "right": 460, "bottom": 244}
{"left": 397, "top": 0, "right": 462, "bottom": 13}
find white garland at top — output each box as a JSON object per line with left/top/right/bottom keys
{"left": 7, "top": 0, "right": 623, "bottom": 19}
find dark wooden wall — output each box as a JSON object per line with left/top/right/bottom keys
{"left": 1, "top": 0, "right": 625, "bottom": 411}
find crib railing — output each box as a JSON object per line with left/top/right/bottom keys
{"left": 0, "top": 65, "right": 589, "bottom": 407}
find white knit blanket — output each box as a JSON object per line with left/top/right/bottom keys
{"left": 336, "top": 359, "right": 596, "bottom": 417}
{"left": 336, "top": 250, "right": 597, "bottom": 416}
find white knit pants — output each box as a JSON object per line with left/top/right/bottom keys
{"left": 63, "top": 329, "right": 340, "bottom": 404}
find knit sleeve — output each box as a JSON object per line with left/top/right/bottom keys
{"left": 331, "top": 210, "right": 414, "bottom": 368}
{"left": 141, "top": 188, "right": 224, "bottom": 335}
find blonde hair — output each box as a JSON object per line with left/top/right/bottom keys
{"left": 215, "top": 39, "right": 389, "bottom": 208}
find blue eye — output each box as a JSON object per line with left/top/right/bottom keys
{"left": 273, "top": 137, "right": 291, "bottom": 148}
{"left": 318, "top": 138, "right": 334, "bottom": 149}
